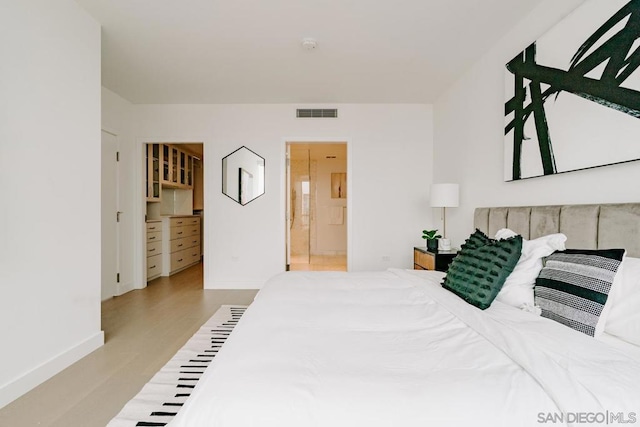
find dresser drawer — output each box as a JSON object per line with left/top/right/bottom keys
{"left": 146, "top": 222, "right": 161, "bottom": 233}
{"left": 186, "top": 247, "right": 201, "bottom": 264}
{"left": 170, "top": 248, "right": 190, "bottom": 271}
{"left": 170, "top": 216, "right": 199, "bottom": 227}
{"left": 170, "top": 247, "right": 201, "bottom": 272}
{"left": 184, "top": 217, "right": 200, "bottom": 226}
{"left": 185, "top": 224, "right": 199, "bottom": 236}
{"left": 146, "top": 240, "right": 162, "bottom": 257}
{"left": 414, "top": 250, "right": 435, "bottom": 270}
{"left": 170, "top": 235, "right": 200, "bottom": 253}
{"left": 147, "top": 231, "right": 162, "bottom": 243}
{"left": 147, "top": 254, "right": 162, "bottom": 278}
{"left": 188, "top": 245, "right": 201, "bottom": 260}
{"left": 184, "top": 246, "right": 201, "bottom": 266}
{"left": 413, "top": 248, "right": 457, "bottom": 272}
{"left": 170, "top": 224, "right": 199, "bottom": 240}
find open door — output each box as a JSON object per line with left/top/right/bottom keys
{"left": 101, "top": 130, "right": 120, "bottom": 300}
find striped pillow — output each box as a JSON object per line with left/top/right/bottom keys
{"left": 534, "top": 249, "right": 625, "bottom": 337}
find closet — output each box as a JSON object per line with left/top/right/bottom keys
{"left": 145, "top": 143, "right": 204, "bottom": 281}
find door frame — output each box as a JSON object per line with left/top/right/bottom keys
{"left": 282, "top": 138, "right": 352, "bottom": 272}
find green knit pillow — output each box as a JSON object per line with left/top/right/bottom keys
{"left": 460, "top": 228, "right": 492, "bottom": 251}
{"left": 443, "top": 233, "right": 523, "bottom": 310}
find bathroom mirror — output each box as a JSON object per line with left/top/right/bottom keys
{"left": 222, "top": 146, "right": 265, "bottom": 205}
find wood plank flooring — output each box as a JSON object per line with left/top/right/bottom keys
{"left": 289, "top": 254, "right": 347, "bottom": 271}
{"left": 0, "top": 263, "right": 258, "bottom": 427}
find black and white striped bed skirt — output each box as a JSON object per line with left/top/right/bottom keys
{"left": 107, "top": 305, "right": 247, "bottom": 427}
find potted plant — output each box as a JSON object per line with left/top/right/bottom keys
{"left": 422, "top": 229, "right": 442, "bottom": 252}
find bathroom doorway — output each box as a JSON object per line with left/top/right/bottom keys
{"left": 286, "top": 143, "right": 347, "bottom": 271}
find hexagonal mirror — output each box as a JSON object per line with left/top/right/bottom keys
{"left": 222, "top": 146, "right": 265, "bottom": 205}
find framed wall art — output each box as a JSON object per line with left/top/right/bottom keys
{"left": 504, "top": 0, "right": 640, "bottom": 181}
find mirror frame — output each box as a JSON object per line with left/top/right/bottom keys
{"left": 221, "top": 146, "right": 265, "bottom": 205}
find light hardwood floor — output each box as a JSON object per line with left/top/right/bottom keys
{"left": 289, "top": 254, "right": 347, "bottom": 271}
{"left": 0, "top": 263, "right": 257, "bottom": 427}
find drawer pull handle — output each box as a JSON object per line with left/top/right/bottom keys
{"left": 150, "top": 265, "right": 156, "bottom": 269}
{"left": 178, "top": 244, "right": 183, "bottom": 247}
{"left": 177, "top": 232, "right": 183, "bottom": 235}
{"left": 177, "top": 221, "right": 183, "bottom": 224}
{"left": 149, "top": 226, "right": 156, "bottom": 230}
{"left": 178, "top": 258, "right": 183, "bottom": 262}
{"left": 149, "top": 248, "right": 155, "bottom": 252}
{"left": 149, "top": 236, "right": 156, "bottom": 240}
{"left": 193, "top": 253, "right": 198, "bottom": 256}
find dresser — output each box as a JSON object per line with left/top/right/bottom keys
{"left": 162, "top": 216, "right": 201, "bottom": 276}
{"left": 413, "top": 247, "right": 458, "bottom": 272}
{"left": 146, "top": 220, "right": 163, "bottom": 281}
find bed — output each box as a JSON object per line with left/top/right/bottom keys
{"left": 170, "top": 203, "right": 640, "bottom": 427}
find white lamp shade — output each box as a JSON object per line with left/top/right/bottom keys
{"left": 430, "top": 183, "right": 459, "bottom": 208}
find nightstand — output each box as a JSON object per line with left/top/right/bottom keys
{"left": 413, "top": 247, "right": 458, "bottom": 272}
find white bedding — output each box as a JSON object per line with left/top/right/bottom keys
{"left": 170, "top": 269, "right": 640, "bottom": 427}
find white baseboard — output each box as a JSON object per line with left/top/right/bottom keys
{"left": 0, "top": 331, "right": 104, "bottom": 409}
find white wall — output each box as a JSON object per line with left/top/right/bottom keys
{"left": 102, "top": 88, "right": 137, "bottom": 296}
{"left": 0, "top": 0, "right": 103, "bottom": 407}
{"left": 433, "top": 0, "right": 640, "bottom": 247}
{"left": 133, "top": 104, "right": 434, "bottom": 288}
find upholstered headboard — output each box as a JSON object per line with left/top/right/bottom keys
{"left": 474, "top": 203, "right": 640, "bottom": 258}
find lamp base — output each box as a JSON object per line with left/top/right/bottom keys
{"left": 439, "top": 238, "right": 451, "bottom": 251}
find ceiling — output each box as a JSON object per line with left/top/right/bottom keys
{"left": 76, "top": 0, "right": 546, "bottom": 104}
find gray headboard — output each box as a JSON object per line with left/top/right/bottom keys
{"left": 474, "top": 203, "right": 640, "bottom": 258}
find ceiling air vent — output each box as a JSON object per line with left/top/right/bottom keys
{"left": 296, "top": 109, "right": 338, "bottom": 118}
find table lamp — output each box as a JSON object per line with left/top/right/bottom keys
{"left": 430, "top": 183, "right": 459, "bottom": 243}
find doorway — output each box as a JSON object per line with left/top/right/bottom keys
{"left": 144, "top": 142, "right": 204, "bottom": 286}
{"left": 286, "top": 143, "right": 347, "bottom": 271}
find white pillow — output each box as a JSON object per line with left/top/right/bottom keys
{"left": 604, "top": 257, "right": 640, "bottom": 346}
{"left": 494, "top": 228, "right": 567, "bottom": 309}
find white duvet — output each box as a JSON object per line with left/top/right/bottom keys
{"left": 170, "top": 270, "right": 640, "bottom": 427}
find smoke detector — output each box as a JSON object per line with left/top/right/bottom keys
{"left": 301, "top": 38, "right": 318, "bottom": 51}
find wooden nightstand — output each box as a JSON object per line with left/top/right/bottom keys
{"left": 413, "top": 247, "right": 458, "bottom": 272}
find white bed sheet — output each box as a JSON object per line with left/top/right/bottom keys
{"left": 596, "top": 333, "right": 640, "bottom": 361}
{"left": 170, "top": 269, "right": 640, "bottom": 427}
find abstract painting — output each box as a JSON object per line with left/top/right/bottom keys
{"left": 504, "top": 0, "right": 640, "bottom": 181}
